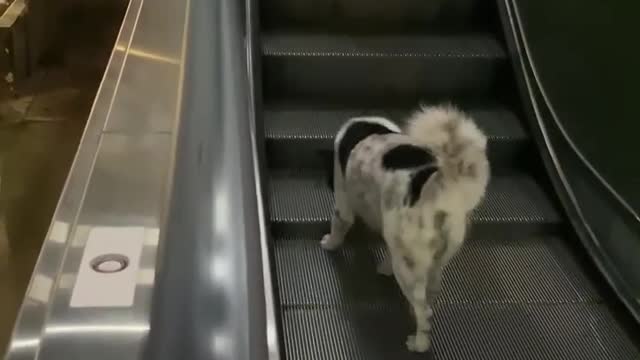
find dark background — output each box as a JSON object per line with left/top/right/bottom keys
{"left": 516, "top": 0, "right": 640, "bottom": 212}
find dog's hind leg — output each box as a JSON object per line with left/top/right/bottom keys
{"left": 391, "top": 252, "right": 433, "bottom": 352}
{"left": 321, "top": 149, "right": 354, "bottom": 251}
{"left": 405, "top": 274, "right": 433, "bottom": 352}
{"left": 427, "top": 212, "right": 465, "bottom": 300}
{"left": 388, "top": 258, "right": 433, "bottom": 351}
{"left": 383, "top": 214, "right": 434, "bottom": 351}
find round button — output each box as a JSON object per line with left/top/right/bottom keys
{"left": 90, "top": 254, "right": 129, "bottom": 273}
{"left": 97, "top": 260, "right": 124, "bottom": 273}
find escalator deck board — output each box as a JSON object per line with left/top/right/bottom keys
{"left": 281, "top": 303, "right": 640, "bottom": 360}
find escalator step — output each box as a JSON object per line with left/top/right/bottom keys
{"left": 264, "top": 103, "right": 528, "bottom": 169}
{"left": 280, "top": 304, "right": 640, "bottom": 360}
{"left": 269, "top": 171, "right": 561, "bottom": 236}
{"left": 261, "top": 0, "right": 490, "bottom": 34}
{"left": 273, "top": 236, "right": 600, "bottom": 306}
{"left": 262, "top": 34, "right": 507, "bottom": 102}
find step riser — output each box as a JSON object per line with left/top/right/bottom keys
{"left": 263, "top": 56, "right": 506, "bottom": 102}
{"left": 266, "top": 139, "right": 529, "bottom": 171}
{"left": 261, "top": 0, "right": 492, "bottom": 32}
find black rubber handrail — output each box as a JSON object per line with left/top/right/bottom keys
{"left": 507, "top": 0, "right": 639, "bottom": 223}
{"left": 499, "top": 0, "right": 640, "bottom": 321}
{"left": 143, "top": 0, "right": 275, "bottom": 359}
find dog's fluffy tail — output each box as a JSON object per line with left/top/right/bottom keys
{"left": 405, "top": 105, "right": 490, "bottom": 211}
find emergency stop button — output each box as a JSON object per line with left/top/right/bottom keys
{"left": 90, "top": 254, "right": 129, "bottom": 273}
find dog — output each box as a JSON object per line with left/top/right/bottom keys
{"left": 320, "top": 105, "right": 490, "bottom": 352}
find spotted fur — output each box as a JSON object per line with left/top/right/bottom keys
{"left": 320, "top": 105, "right": 489, "bottom": 353}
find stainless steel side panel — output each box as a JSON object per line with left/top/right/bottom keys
{"left": 3, "top": 0, "right": 188, "bottom": 358}
{"left": 5, "top": 0, "right": 276, "bottom": 358}
{"left": 104, "top": 0, "right": 185, "bottom": 133}
{"left": 23, "top": 134, "right": 170, "bottom": 360}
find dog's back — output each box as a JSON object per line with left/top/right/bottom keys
{"left": 345, "top": 133, "right": 432, "bottom": 232}
{"left": 331, "top": 117, "right": 402, "bottom": 230}
{"left": 332, "top": 106, "right": 489, "bottom": 242}
{"left": 334, "top": 117, "right": 401, "bottom": 175}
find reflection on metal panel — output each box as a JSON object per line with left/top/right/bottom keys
{"left": 104, "top": 0, "right": 186, "bottom": 134}
{"left": 3, "top": 0, "right": 185, "bottom": 357}
{"left": 33, "top": 134, "right": 169, "bottom": 360}
{"left": 5, "top": 0, "right": 278, "bottom": 358}
{"left": 6, "top": 135, "right": 171, "bottom": 360}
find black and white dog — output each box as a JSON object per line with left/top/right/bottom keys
{"left": 320, "top": 105, "right": 490, "bottom": 352}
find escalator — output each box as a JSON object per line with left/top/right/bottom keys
{"left": 258, "top": 0, "right": 640, "bottom": 359}
{"left": 4, "top": 1, "right": 639, "bottom": 359}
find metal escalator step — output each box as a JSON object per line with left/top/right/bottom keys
{"left": 281, "top": 304, "right": 640, "bottom": 360}
{"left": 265, "top": 103, "right": 528, "bottom": 170}
{"left": 262, "top": 34, "right": 507, "bottom": 102}
{"left": 269, "top": 171, "right": 561, "bottom": 236}
{"left": 261, "top": 0, "right": 491, "bottom": 34}
{"left": 273, "top": 236, "right": 599, "bottom": 306}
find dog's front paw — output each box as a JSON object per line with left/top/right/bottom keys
{"left": 320, "top": 234, "right": 340, "bottom": 251}
{"left": 406, "top": 333, "right": 431, "bottom": 353}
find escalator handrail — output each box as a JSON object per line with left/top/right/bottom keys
{"left": 507, "top": 0, "right": 640, "bottom": 224}
{"left": 501, "top": 0, "right": 640, "bottom": 321}
{"left": 143, "top": 0, "right": 278, "bottom": 359}
{"left": 245, "top": 0, "right": 283, "bottom": 357}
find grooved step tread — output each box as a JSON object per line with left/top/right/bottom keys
{"left": 265, "top": 104, "right": 526, "bottom": 143}
{"left": 264, "top": 103, "right": 530, "bottom": 170}
{"left": 262, "top": 33, "right": 508, "bottom": 102}
{"left": 280, "top": 304, "right": 640, "bottom": 360}
{"left": 273, "top": 235, "right": 600, "bottom": 306}
{"left": 262, "top": 33, "right": 506, "bottom": 58}
{"left": 269, "top": 171, "right": 561, "bottom": 229}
